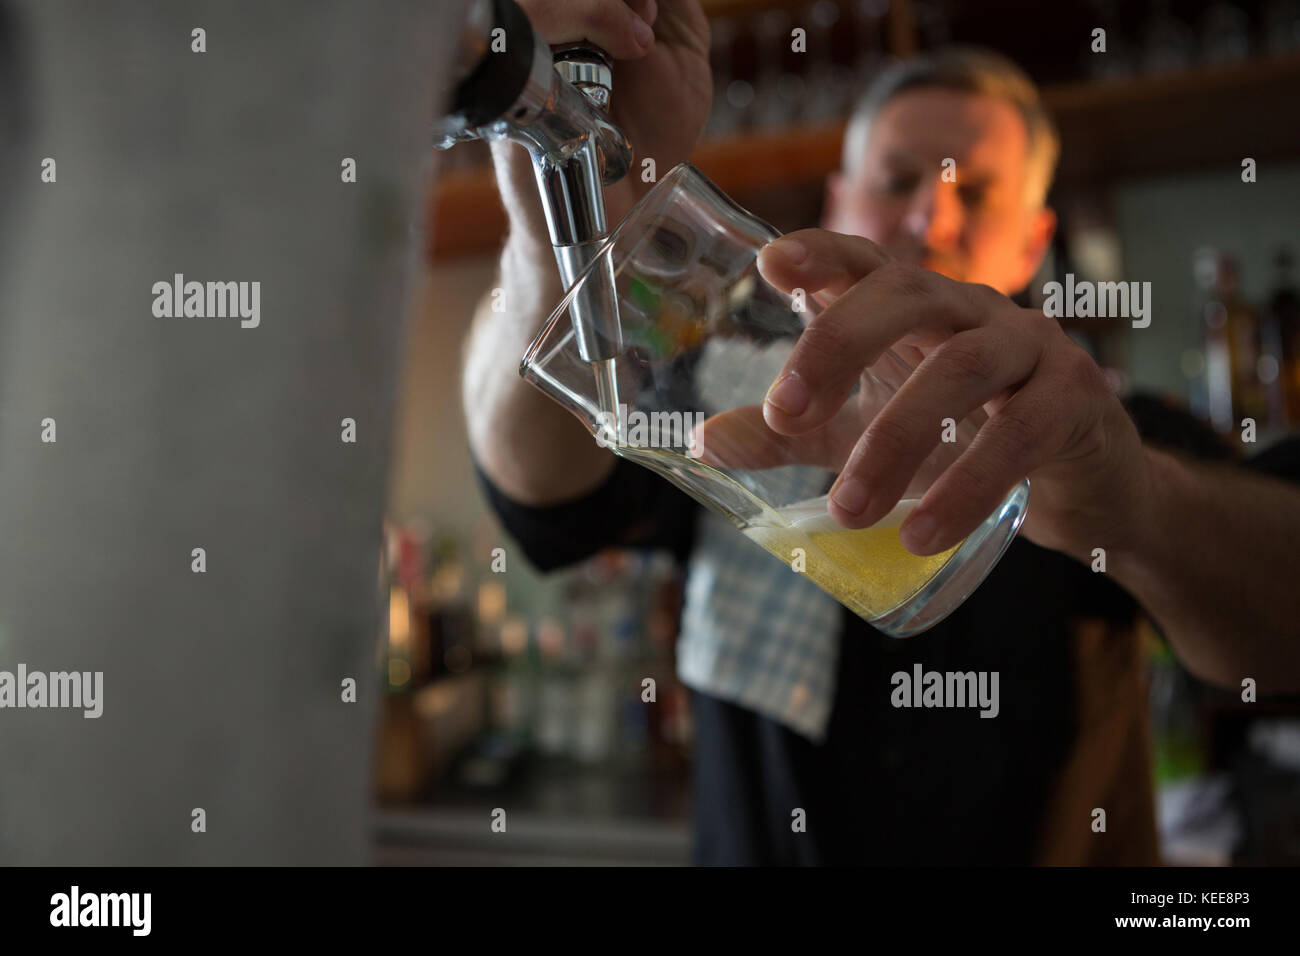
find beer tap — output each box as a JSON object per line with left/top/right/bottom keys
{"left": 434, "top": 0, "right": 630, "bottom": 410}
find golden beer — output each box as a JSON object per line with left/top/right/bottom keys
{"left": 611, "top": 444, "right": 963, "bottom": 622}
{"left": 744, "top": 496, "right": 962, "bottom": 620}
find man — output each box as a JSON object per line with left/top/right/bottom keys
{"left": 461, "top": 0, "right": 1300, "bottom": 864}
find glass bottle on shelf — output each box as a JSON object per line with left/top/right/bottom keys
{"left": 429, "top": 534, "right": 474, "bottom": 680}
{"left": 1265, "top": 247, "right": 1300, "bottom": 428}
{"left": 1216, "top": 256, "right": 1266, "bottom": 430}
{"left": 1201, "top": 257, "right": 1237, "bottom": 433}
{"left": 1142, "top": 0, "right": 1197, "bottom": 74}
{"left": 1184, "top": 248, "right": 1216, "bottom": 424}
{"left": 1087, "top": 0, "right": 1137, "bottom": 79}
{"left": 1148, "top": 634, "right": 1207, "bottom": 784}
{"left": 801, "top": 0, "right": 852, "bottom": 124}
{"left": 383, "top": 521, "right": 432, "bottom": 693}
{"left": 752, "top": 8, "right": 797, "bottom": 129}
{"left": 1263, "top": 0, "right": 1300, "bottom": 54}
{"left": 911, "top": 0, "right": 952, "bottom": 49}
{"left": 854, "top": 0, "right": 889, "bottom": 88}
{"left": 1200, "top": 2, "right": 1252, "bottom": 63}
{"left": 705, "top": 16, "right": 742, "bottom": 139}
{"left": 1199, "top": 253, "right": 1269, "bottom": 434}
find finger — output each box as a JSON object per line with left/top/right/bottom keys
{"left": 757, "top": 228, "right": 890, "bottom": 301}
{"left": 696, "top": 404, "right": 861, "bottom": 471}
{"left": 824, "top": 323, "right": 1046, "bottom": 531}
{"left": 649, "top": 0, "right": 710, "bottom": 55}
{"left": 894, "top": 341, "right": 927, "bottom": 368}
{"left": 897, "top": 360, "right": 1089, "bottom": 555}
{"left": 626, "top": 0, "right": 658, "bottom": 25}
{"left": 763, "top": 262, "right": 980, "bottom": 436}
{"left": 526, "top": 0, "right": 654, "bottom": 59}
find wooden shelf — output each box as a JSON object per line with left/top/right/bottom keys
{"left": 700, "top": 0, "right": 808, "bottom": 15}
{"left": 427, "top": 52, "right": 1300, "bottom": 261}
{"left": 1045, "top": 52, "right": 1300, "bottom": 189}
{"left": 427, "top": 122, "right": 846, "bottom": 261}
{"left": 693, "top": 120, "right": 846, "bottom": 194}
{"left": 427, "top": 167, "right": 506, "bottom": 262}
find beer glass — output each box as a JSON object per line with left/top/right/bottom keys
{"left": 521, "top": 162, "right": 1029, "bottom": 637}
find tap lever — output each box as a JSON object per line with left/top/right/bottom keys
{"left": 551, "top": 43, "right": 613, "bottom": 111}
{"left": 433, "top": 0, "right": 540, "bottom": 142}
{"left": 435, "top": 0, "right": 629, "bottom": 365}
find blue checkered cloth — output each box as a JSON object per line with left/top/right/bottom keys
{"left": 675, "top": 338, "right": 844, "bottom": 742}
{"left": 677, "top": 496, "right": 843, "bottom": 742}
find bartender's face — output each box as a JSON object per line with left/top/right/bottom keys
{"left": 822, "top": 87, "right": 1056, "bottom": 296}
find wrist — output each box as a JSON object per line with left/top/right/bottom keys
{"left": 1108, "top": 445, "right": 1190, "bottom": 587}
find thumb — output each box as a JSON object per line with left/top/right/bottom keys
{"left": 695, "top": 404, "right": 860, "bottom": 471}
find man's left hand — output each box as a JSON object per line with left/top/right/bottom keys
{"left": 697, "top": 228, "right": 1154, "bottom": 563}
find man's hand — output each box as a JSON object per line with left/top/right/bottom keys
{"left": 699, "top": 228, "right": 1153, "bottom": 566}
{"left": 465, "top": 2, "right": 711, "bottom": 506}
{"left": 519, "top": 0, "right": 711, "bottom": 220}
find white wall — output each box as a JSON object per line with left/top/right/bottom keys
{"left": 388, "top": 256, "right": 497, "bottom": 540}
{"left": 0, "top": 0, "right": 456, "bottom": 864}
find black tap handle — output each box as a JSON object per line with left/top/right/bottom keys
{"left": 447, "top": 0, "right": 537, "bottom": 128}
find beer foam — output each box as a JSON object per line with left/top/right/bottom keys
{"left": 777, "top": 494, "right": 919, "bottom": 533}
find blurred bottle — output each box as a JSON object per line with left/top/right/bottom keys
{"left": 911, "top": 0, "right": 951, "bottom": 49}
{"left": 752, "top": 8, "right": 800, "bottom": 129}
{"left": 386, "top": 582, "right": 415, "bottom": 692}
{"left": 488, "top": 615, "right": 533, "bottom": 740}
{"left": 1205, "top": 255, "right": 1265, "bottom": 432}
{"left": 428, "top": 534, "right": 475, "bottom": 680}
{"left": 384, "top": 522, "right": 432, "bottom": 692}
{"left": 574, "top": 668, "right": 617, "bottom": 763}
{"left": 1143, "top": 0, "right": 1197, "bottom": 74}
{"left": 1265, "top": 247, "right": 1300, "bottom": 427}
{"left": 536, "top": 664, "right": 576, "bottom": 757}
{"left": 1087, "top": 0, "right": 1137, "bottom": 79}
{"left": 1200, "top": 2, "right": 1252, "bottom": 63}
{"left": 1263, "top": 0, "right": 1300, "bottom": 54}
{"left": 706, "top": 16, "right": 742, "bottom": 139}
{"left": 802, "top": 1, "right": 855, "bottom": 124}
{"left": 1183, "top": 247, "right": 1217, "bottom": 423}
{"left": 1147, "top": 634, "right": 1207, "bottom": 783}
{"left": 854, "top": 0, "right": 889, "bottom": 88}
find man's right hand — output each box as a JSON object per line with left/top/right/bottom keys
{"left": 520, "top": 0, "right": 711, "bottom": 217}
{"left": 463, "top": 1, "right": 711, "bottom": 506}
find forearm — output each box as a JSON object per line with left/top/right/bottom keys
{"left": 461, "top": 140, "right": 615, "bottom": 505}
{"left": 1110, "top": 445, "right": 1300, "bottom": 691}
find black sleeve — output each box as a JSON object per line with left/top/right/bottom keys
{"left": 1120, "top": 389, "right": 1300, "bottom": 482}
{"left": 1121, "top": 391, "right": 1236, "bottom": 461}
{"left": 473, "top": 453, "right": 698, "bottom": 573}
{"left": 1242, "top": 434, "right": 1300, "bottom": 483}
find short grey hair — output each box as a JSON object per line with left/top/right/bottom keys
{"left": 842, "top": 47, "right": 1060, "bottom": 207}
